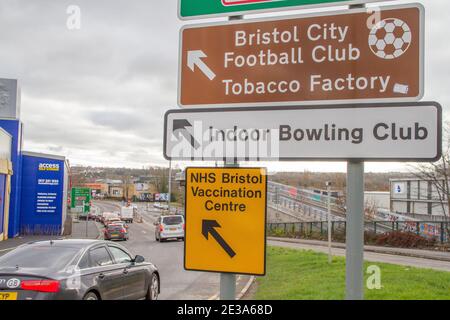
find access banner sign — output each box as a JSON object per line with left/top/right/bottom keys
{"left": 184, "top": 167, "right": 267, "bottom": 275}
{"left": 179, "top": 4, "right": 424, "bottom": 108}
{"left": 179, "top": 0, "right": 391, "bottom": 20}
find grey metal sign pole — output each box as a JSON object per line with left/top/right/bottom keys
{"left": 220, "top": 272, "right": 236, "bottom": 300}
{"left": 220, "top": 159, "right": 238, "bottom": 300}
{"left": 345, "top": 2, "right": 366, "bottom": 302}
{"left": 83, "top": 200, "right": 88, "bottom": 238}
{"left": 218, "top": 13, "right": 243, "bottom": 302}
{"left": 345, "top": 161, "right": 365, "bottom": 300}
{"left": 168, "top": 160, "right": 172, "bottom": 213}
{"left": 326, "top": 182, "right": 332, "bottom": 264}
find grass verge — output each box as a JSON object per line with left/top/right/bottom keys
{"left": 255, "top": 246, "right": 450, "bottom": 300}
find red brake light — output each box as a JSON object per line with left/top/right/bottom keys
{"left": 121, "top": 228, "right": 126, "bottom": 233}
{"left": 21, "top": 280, "right": 60, "bottom": 293}
{"left": 159, "top": 225, "right": 164, "bottom": 232}
{"left": 183, "top": 224, "right": 185, "bottom": 230}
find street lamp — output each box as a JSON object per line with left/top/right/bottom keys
{"left": 326, "top": 181, "right": 332, "bottom": 264}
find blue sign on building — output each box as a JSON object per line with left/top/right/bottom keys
{"left": 20, "top": 152, "right": 68, "bottom": 235}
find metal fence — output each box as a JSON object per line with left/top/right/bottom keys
{"left": 267, "top": 220, "right": 450, "bottom": 244}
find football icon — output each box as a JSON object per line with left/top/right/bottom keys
{"left": 368, "top": 18, "right": 412, "bottom": 60}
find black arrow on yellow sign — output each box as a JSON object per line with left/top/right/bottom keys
{"left": 202, "top": 220, "right": 236, "bottom": 258}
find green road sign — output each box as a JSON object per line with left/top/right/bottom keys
{"left": 71, "top": 187, "right": 91, "bottom": 213}
{"left": 179, "top": 0, "right": 388, "bottom": 20}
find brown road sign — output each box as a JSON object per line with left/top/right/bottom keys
{"left": 178, "top": 4, "right": 424, "bottom": 108}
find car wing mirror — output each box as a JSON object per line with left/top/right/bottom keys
{"left": 134, "top": 255, "right": 145, "bottom": 263}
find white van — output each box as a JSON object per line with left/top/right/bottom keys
{"left": 120, "top": 206, "right": 134, "bottom": 223}
{"left": 154, "top": 215, "right": 185, "bottom": 242}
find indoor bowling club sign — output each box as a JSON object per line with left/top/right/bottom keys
{"left": 164, "top": 102, "right": 442, "bottom": 162}
{"left": 184, "top": 167, "right": 267, "bottom": 275}
{"left": 178, "top": 3, "right": 424, "bottom": 107}
{"left": 178, "top": 0, "right": 393, "bottom": 20}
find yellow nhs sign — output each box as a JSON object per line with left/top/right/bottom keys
{"left": 184, "top": 167, "right": 267, "bottom": 275}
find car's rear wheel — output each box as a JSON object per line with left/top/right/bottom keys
{"left": 146, "top": 274, "right": 159, "bottom": 300}
{"left": 83, "top": 292, "right": 99, "bottom": 301}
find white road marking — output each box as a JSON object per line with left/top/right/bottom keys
{"left": 207, "top": 275, "right": 256, "bottom": 300}
{"left": 237, "top": 276, "right": 255, "bottom": 300}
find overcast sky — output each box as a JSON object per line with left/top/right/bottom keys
{"left": 0, "top": 0, "right": 447, "bottom": 172}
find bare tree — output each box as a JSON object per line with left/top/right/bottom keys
{"left": 411, "top": 121, "right": 450, "bottom": 237}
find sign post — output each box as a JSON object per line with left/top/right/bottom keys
{"left": 345, "top": 2, "right": 365, "bottom": 301}
{"left": 168, "top": 160, "right": 172, "bottom": 213}
{"left": 176, "top": 0, "right": 438, "bottom": 302}
{"left": 83, "top": 200, "right": 88, "bottom": 238}
{"left": 346, "top": 161, "right": 364, "bottom": 300}
{"left": 219, "top": 13, "right": 244, "bottom": 301}
{"left": 326, "top": 181, "right": 332, "bottom": 264}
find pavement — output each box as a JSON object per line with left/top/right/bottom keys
{"left": 267, "top": 237, "right": 450, "bottom": 262}
{"left": 268, "top": 238, "right": 450, "bottom": 272}
{"left": 0, "top": 219, "right": 101, "bottom": 255}
{"left": 70, "top": 218, "right": 102, "bottom": 240}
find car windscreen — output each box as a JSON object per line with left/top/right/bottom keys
{"left": 108, "top": 225, "right": 123, "bottom": 231}
{"left": 162, "top": 216, "right": 183, "bottom": 225}
{"left": 0, "top": 245, "right": 81, "bottom": 269}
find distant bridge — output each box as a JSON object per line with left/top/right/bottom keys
{"left": 267, "top": 181, "right": 345, "bottom": 223}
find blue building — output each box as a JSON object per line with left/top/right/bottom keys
{"left": 0, "top": 78, "right": 69, "bottom": 241}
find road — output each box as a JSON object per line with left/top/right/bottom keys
{"left": 94, "top": 201, "right": 221, "bottom": 300}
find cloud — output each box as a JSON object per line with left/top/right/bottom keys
{"left": 0, "top": 0, "right": 448, "bottom": 171}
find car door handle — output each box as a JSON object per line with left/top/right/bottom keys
{"left": 123, "top": 269, "right": 129, "bottom": 275}
{"left": 98, "top": 273, "right": 106, "bottom": 280}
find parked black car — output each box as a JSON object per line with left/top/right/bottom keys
{"left": 0, "top": 239, "right": 159, "bottom": 300}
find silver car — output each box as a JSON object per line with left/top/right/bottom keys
{"left": 0, "top": 239, "right": 160, "bottom": 300}
{"left": 154, "top": 215, "right": 185, "bottom": 242}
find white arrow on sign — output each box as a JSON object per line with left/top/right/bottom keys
{"left": 187, "top": 50, "right": 216, "bottom": 81}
